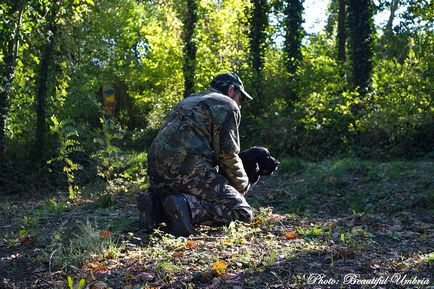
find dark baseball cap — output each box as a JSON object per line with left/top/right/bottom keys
{"left": 210, "top": 72, "right": 253, "bottom": 101}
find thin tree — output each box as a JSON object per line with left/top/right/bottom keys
{"left": 378, "top": 0, "right": 401, "bottom": 59}
{"left": 0, "top": 1, "right": 24, "bottom": 156}
{"left": 283, "top": 0, "right": 304, "bottom": 103}
{"left": 337, "top": 0, "right": 347, "bottom": 62}
{"left": 248, "top": 0, "right": 269, "bottom": 105}
{"left": 182, "top": 0, "right": 198, "bottom": 98}
{"left": 34, "top": 3, "right": 58, "bottom": 163}
{"left": 348, "top": 0, "right": 374, "bottom": 96}
{"left": 384, "top": 0, "right": 399, "bottom": 35}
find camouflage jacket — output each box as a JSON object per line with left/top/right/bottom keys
{"left": 148, "top": 89, "right": 250, "bottom": 195}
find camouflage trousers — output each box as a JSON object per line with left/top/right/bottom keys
{"left": 148, "top": 164, "right": 253, "bottom": 226}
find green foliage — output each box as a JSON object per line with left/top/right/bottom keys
{"left": 359, "top": 34, "right": 433, "bottom": 158}
{"left": 420, "top": 252, "right": 434, "bottom": 264}
{"left": 194, "top": 0, "right": 251, "bottom": 91}
{"left": 17, "top": 215, "right": 37, "bottom": 238}
{"left": 91, "top": 118, "right": 148, "bottom": 204}
{"left": 67, "top": 276, "right": 85, "bottom": 289}
{"left": 35, "top": 198, "right": 70, "bottom": 217}
{"left": 48, "top": 116, "right": 83, "bottom": 199}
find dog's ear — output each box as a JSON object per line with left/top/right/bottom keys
{"left": 250, "top": 162, "right": 260, "bottom": 184}
{"left": 240, "top": 148, "right": 261, "bottom": 184}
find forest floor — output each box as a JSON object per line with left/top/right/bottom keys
{"left": 0, "top": 159, "right": 433, "bottom": 289}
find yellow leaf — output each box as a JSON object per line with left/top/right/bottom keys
{"left": 212, "top": 260, "right": 228, "bottom": 274}
{"left": 185, "top": 239, "right": 197, "bottom": 249}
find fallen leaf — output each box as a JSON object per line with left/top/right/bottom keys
{"left": 74, "top": 198, "right": 84, "bottom": 204}
{"left": 223, "top": 238, "right": 234, "bottom": 245}
{"left": 18, "top": 235, "right": 37, "bottom": 245}
{"left": 172, "top": 251, "right": 183, "bottom": 258}
{"left": 186, "top": 239, "right": 197, "bottom": 249}
{"left": 86, "top": 262, "right": 109, "bottom": 272}
{"left": 211, "top": 260, "right": 228, "bottom": 275}
{"left": 284, "top": 232, "right": 298, "bottom": 239}
{"left": 100, "top": 230, "right": 112, "bottom": 238}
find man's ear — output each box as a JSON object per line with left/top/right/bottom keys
{"left": 226, "top": 85, "right": 236, "bottom": 98}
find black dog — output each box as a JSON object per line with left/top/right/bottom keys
{"left": 239, "top": 146, "right": 279, "bottom": 184}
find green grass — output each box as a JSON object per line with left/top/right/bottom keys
{"left": 270, "top": 158, "right": 434, "bottom": 216}
{"left": 42, "top": 219, "right": 124, "bottom": 271}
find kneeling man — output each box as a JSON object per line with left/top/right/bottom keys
{"left": 139, "top": 72, "right": 254, "bottom": 236}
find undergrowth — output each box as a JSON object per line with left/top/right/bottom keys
{"left": 264, "top": 158, "right": 434, "bottom": 216}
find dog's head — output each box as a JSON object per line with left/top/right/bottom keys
{"left": 239, "top": 146, "right": 279, "bottom": 184}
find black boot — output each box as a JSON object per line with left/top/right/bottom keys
{"left": 137, "top": 191, "right": 163, "bottom": 232}
{"left": 163, "top": 195, "right": 196, "bottom": 237}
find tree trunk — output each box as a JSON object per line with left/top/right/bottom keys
{"left": 34, "top": 10, "right": 57, "bottom": 163}
{"left": 337, "top": 0, "right": 347, "bottom": 62}
{"left": 384, "top": 0, "right": 399, "bottom": 35}
{"left": 249, "top": 0, "right": 269, "bottom": 108}
{"left": 183, "top": 0, "right": 198, "bottom": 98}
{"left": 283, "top": 0, "right": 304, "bottom": 104}
{"left": 0, "top": 3, "right": 23, "bottom": 157}
{"left": 348, "top": 0, "right": 374, "bottom": 97}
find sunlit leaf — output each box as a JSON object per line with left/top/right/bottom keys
{"left": 185, "top": 239, "right": 197, "bottom": 249}
{"left": 211, "top": 260, "right": 228, "bottom": 275}
{"left": 86, "top": 262, "right": 109, "bottom": 272}
{"left": 284, "top": 232, "right": 299, "bottom": 239}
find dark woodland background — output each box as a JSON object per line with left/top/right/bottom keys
{"left": 0, "top": 0, "right": 432, "bottom": 195}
